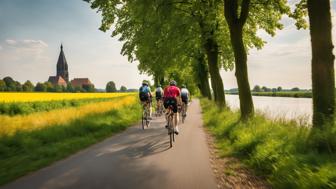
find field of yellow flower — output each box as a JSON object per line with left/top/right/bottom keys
{"left": 0, "top": 94, "right": 137, "bottom": 136}
{"left": 0, "top": 93, "right": 141, "bottom": 185}
{"left": 0, "top": 92, "right": 133, "bottom": 103}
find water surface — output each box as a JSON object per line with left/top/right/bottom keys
{"left": 226, "top": 95, "right": 312, "bottom": 123}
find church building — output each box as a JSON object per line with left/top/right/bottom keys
{"left": 48, "top": 44, "right": 94, "bottom": 89}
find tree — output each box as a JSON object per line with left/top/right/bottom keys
{"left": 44, "top": 82, "right": 54, "bottom": 92}
{"left": 277, "top": 86, "right": 282, "bottom": 92}
{"left": 106, "top": 81, "right": 117, "bottom": 92}
{"left": 15, "top": 81, "right": 22, "bottom": 91}
{"left": 54, "top": 85, "right": 63, "bottom": 92}
{"left": 193, "top": 53, "right": 212, "bottom": 100}
{"left": 291, "top": 87, "right": 300, "bottom": 92}
{"left": 35, "top": 82, "right": 47, "bottom": 92}
{"left": 22, "top": 80, "right": 34, "bottom": 92}
{"left": 252, "top": 85, "right": 261, "bottom": 92}
{"left": 86, "top": 0, "right": 233, "bottom": 107}
{"left": 66, "top": 83, "right": 74, "bottom": 92}
{"left": 261, "top": 86, "right": 271, "bottom": 92}
{"left": 83, "top": 84, "right": 95, "bottom": 92}
{"left": 307, "top": 0, "right": 335, "bottom": 128}
{"left": 120, "top": 86, "right": 127, "bottom": 92}
{"left": 74, "top": 86, "right": 83, "bottom": 93}
{"left": 223, "top": 0, "right": 291, "bottom": 119}
{"left": 3, "top": 76, "right": 16, "bottom": 91}
{"left": 0, "top": 80, "right": 5, "bottom": 91}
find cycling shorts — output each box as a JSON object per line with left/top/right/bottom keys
{"left": 181, "top": 95, "right": 188, "bottom": 104}
{"left": 164, "top": 97, "right": 178, "bottom": 113}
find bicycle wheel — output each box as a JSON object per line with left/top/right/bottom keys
{"left": 168, "top": 117, "right": 173, "bottom": 148}
{"left": 172, "top": 129, "right": 175, "bottom": 142}
{"left": 141, "top": 113, "right": 145, "bottom": 130}
{"left": 169, "top": 131, "right": 173, "bottom": 148}
{"left": 145, "top": 108, "right": 150, "bottom": 127}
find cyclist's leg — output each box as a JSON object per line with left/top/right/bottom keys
{"left": 147, "top": 101, "right": 151, "bottom": 118}
{"left": 184, "top": 100, "right": 188, "bottom": 116}
{"left": 172, "top": 99, "right": 179, "bottom": 133}
{"left": 163, "top": 99, "right": 169, "bottom": 127}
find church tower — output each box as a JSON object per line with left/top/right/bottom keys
{"left": 56, "top": 44, "right": 69, "bottom": 82}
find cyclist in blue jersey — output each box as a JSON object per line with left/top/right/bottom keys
{"left": 139, "top": 81, "right": 152, "bottom": 117}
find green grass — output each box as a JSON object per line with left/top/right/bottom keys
{"left": 0, "top": 102, "right": 141, "bottom": 185}
{"left": 200, "top": 98, "right": 336, "bottom": 188}
{"left": 0, "top": 98, "right": 120, "bottom": 116}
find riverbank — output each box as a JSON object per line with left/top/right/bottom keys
{"left": 200, "top": 99, "right": 336, "bottom": 188}
{"left": 226, "top": 91, "right": 312, "bottom": 98}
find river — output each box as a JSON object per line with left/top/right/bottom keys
{"left": 225, "top": 95, "right": 312, "bottom": 124}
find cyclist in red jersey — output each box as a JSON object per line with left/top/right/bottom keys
{"left": 163, "top": 80, "right": 181, "bottom": 134}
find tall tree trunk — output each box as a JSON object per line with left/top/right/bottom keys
{"left": 308, "top": 0, "right": 335, "bottom": 128}
{"left": 224, "top": 0, "right": 254, "bottom": 120}
{"left": 205, "top": 38, "right": 226, "bottom": 107}
{"left": 196, "top": 54, "right": 212, "bottom": 100}
{"left": 229, "top": 25, "right": 254, "bottom": 119}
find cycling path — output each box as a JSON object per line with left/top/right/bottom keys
{"left": 2, "top": 99, "right": 217, "bottom": 189}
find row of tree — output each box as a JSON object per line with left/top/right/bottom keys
{"left": 252, "top": 86, "right": 303, "bottom": 92}
{"left": 106, "top": 81, "right": 128, "bottom": 92}
{"left": 86, "top": 0, "right": 335, "bottom": 150}
{"left": 0, "top": 76, "right": 95, "bottom": 92}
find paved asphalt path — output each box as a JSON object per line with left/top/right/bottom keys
{"left": 2, "top": 99, "right": 217, "bottom": 189}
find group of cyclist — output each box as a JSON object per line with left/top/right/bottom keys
{"left": 139, "top": 80, "right": 190, "bottom": 135}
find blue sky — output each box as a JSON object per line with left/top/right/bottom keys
{"left": 0, "top": 0, "right": 150, "bottom": 89}
{"left": 0, "top": 0, "right": 335, "bottom": 89}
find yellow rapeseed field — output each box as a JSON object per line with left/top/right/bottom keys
{"left": 0, "top": 95, "right": 137, "bottom": 136}
{"left": 0, "top": 92, "right": 133, "bottom": 103}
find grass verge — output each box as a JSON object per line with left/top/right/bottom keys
{"left": 0, "top": 102, "right": 141, "bottom": 185}
{"left": 200, "top": 98, "right": 336, "bottom": 188}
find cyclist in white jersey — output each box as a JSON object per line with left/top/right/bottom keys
{"left": 180, "top": 84, "right": 190, "bottom": 116}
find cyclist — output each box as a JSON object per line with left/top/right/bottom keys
{"left": 155, "top": 84, "right": 164, "bottom": 114}
{"left": 139, "top": 81, "right": 152, "bottom": 118}
{"left": 180, "top": 84, "right": 190, "bottom": 116}
{"left": 163, "top": 80, "right": 181, "bottom": 134}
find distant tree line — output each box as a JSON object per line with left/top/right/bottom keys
{"left": 106, "top": 81, "right": 128, "bottom": 92}
{"left": 252, "top": 85, "right": 305, "bottom": 92}
{"left": 0, "top": 76, "right": 95, "bottom": 92}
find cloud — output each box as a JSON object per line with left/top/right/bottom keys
{"left": 0, "top": 45, "right": 2, "bottom": 51}
{"left": 5, "top": 39, "right": 17, "bottom": 45}
{"left": 0, "top": 39, "right": 49, "bottom": 62}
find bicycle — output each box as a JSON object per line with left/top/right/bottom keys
{"left": 166, "top": 105, "right": 176, "bottom": 148}
{"left": 156, "top": 99, "right": 164, "bottom": 116}
{"left": 141, "top": 101, "right": 150, "bottom": 129}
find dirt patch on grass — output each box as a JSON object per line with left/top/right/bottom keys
{"left": 204, "top": 128, "right": 270, "bottom": 189}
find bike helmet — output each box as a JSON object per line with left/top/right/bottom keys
{"left": 181, "top": 84, "right": 186, "bottom": 88}
{"left": 142, "top": 81, "right": 148, "bottom": 86}
{"left": 170, "top": 80, "right": 177, "bottom": 86}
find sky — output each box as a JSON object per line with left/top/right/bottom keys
{"left": 0, "top": 0, "right": 335, "bottom": 89}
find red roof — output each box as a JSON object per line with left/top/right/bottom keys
{"left": 71, "top": 78, "right": 93, "bottom": 87}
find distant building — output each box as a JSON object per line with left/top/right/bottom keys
{"left": 47, "top": 44, "right": 95, "bottom": 90}
{"left": 56, "top": 44, "right": 69, "bottom": 82}
{"left": 48, "top": 76, "right": 67, "bottom": 87}
{"left": 71, "top": 78, "right": 93, "bottom": 88}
